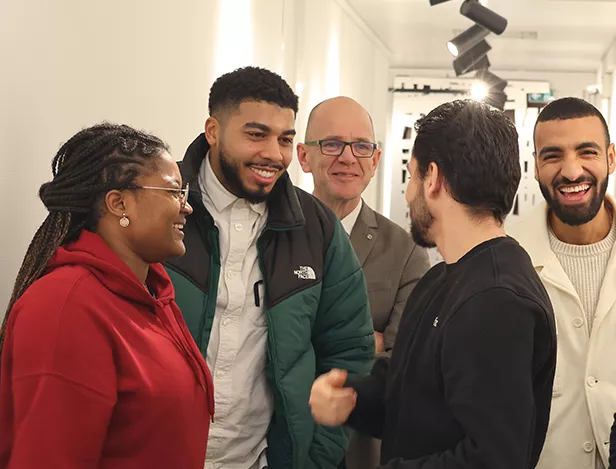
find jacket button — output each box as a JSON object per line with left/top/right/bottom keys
{"left": 587, "top": 376, "right": 597, "bottom": 387}
{"left": 573, "top": 317, "right": 584, "bottom": 328}
{"left": 583, "top": 441, "right": 594, "bottom": 453}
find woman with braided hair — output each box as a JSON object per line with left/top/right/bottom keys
{"left": 0, "top": 123, "right": 214, "bottom": 469}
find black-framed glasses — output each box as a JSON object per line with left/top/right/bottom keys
{"left": 305, "top": 139, "right": 377, "bottom": 158}
{"left": 132, "top": 182, "right": 190, "bottom": 209}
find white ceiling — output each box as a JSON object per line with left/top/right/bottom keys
{"left": 346, "top": 0, "right": 616, "bottom": 72}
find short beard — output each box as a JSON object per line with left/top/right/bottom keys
{"left": 219, "top": 147, "right": 272, "bottom": 204}
{"left": 409, "top": 187, "right": 435, "bottom": 248}
{"left": 539, "top": 176, "right": 607, "bottom": 226}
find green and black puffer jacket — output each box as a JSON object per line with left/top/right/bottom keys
{"left": 165, "top": 134, "right": 375, "bottom": 469}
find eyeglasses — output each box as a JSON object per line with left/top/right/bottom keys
{"left": 305, "top": 139, "right": 377, "bottom": 158}
{"left": 132, "top": 182, "right": 190, "bottom": 209}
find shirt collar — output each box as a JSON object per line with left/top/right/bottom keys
{"left": 200, "top": 152, "right": 267, "bottom": 216}
{"left": 340, "top": 199, "right": 363, "bottom": 235}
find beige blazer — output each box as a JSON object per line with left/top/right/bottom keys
{"left": 508, "top": 197, "right": 616, "bottom": 469}
{"left": 345, "top": 202, "right": 430, "bottom": 469}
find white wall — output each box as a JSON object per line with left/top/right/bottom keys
{"left": 291, "top": 0, "right": 391, "bottom": 205}
{"left": 0, "top": 0, "right": 390, "bottom": 313}
{"left": 602, "top": 38, "right": 616, "bottom": 139}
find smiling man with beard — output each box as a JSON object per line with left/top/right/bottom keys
{"left": 308, "top": 99, "right": 557, "bottom": 469}
{"left": 164, "top": 67, "right": 374, "bottom": 469}
{"left": 509, "top": 97, "right": 616, "bottom": 469}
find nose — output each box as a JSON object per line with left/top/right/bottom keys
{"left": 260, "top": 137, "right": 284, "bottom": 163}
{"left": 560, "top": 155, "right": 585, "bottom": 182}
{"left": 337, "top": 143, "right": 357, "bottom": 165}
{"left": 182, "top": 200, "right": 194, "bottom": 215}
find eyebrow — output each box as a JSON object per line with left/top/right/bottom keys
{"left": 321, "top": 135, "right": 373, "bottom": 142}
{"left": 243, "top": 122, "right": 296, "bottom": 136}
{"left": 539, "top": 141, "right": 602, "bottom": 157}
{"left": 162, "top": 176, "right": 181, "bottom": 187}
{"left": 576, "top": 141, "right": 602, "bottom": 151}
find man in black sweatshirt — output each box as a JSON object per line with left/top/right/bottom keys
{"left": 309, "top": 99, "right": 557, "bottom": 469}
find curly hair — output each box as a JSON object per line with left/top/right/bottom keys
{"left": 0, "top": 123, "right": 169, "bottom": 352}
{"left": 208, "top": 66, "right": 299, "bottom": 117}
{"left": 413, "top": 99, "right": 520, "bottom": 223}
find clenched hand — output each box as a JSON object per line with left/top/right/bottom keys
{"left": 374, "top": 331, "right": 385, "bottom": 354}
{"left": 309, "top": 369, "right": 357, "bottom": 426}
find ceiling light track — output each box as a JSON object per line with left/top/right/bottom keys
{"left": 430, "top": 0, "right": 509, "bottom": 109}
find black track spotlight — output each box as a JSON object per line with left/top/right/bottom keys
{"left": 485, "top": 91, "right": 507, "bottom": 110}
{"left": 453, "top": 40, "right": 491, "bottom": 76}
{"left": 476, "top": 69, "right": 508, "bottom": 92}
{"left": 430, "top": 0, "right": 454, "bottom": 5}
{"left": 460, "top": 0, "right": 508, "bottom": 35}
{"left": 447, "top": 24, "right": 489, "bottom": 57}
{"left": 465, "top": 55, "right": 491, "bottom": 73}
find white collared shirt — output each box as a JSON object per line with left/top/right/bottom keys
{"left": 340, "top": 199, "right": 363, "bottom": 235}
{"left": 199, "top": 154, "right": 272, "bottom": 469}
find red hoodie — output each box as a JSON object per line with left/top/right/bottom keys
{"left": 0, "top": 230, "right": 214, "bottom": 469}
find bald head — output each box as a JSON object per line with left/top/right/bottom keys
{"left": 298, "top": 96, "right": 381, "bottom": 208}
{"left": 305, "top": 97, "right": 375, "bottom": 141}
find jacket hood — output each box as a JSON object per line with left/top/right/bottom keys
{"left": 48, "top": 230, "right": 174, "bottom": 307}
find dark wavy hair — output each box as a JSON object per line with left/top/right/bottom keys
{"left": 413, "top": 99, "right": 521, "bottom": 223}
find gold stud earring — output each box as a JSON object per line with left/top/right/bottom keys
{"left": 119, "top": 213, "right": 130, "bottom": 228}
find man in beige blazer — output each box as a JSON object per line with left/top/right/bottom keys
{"left": 298, "top": 96, "right": 430, "bottom": 469}
{"left": 509, "top": 97, "right": 616, "bottom": 469}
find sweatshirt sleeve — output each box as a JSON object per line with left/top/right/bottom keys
{"left": 379, "top": 288, "right": 541, "bottom": 469}
{"left": 345, "top": 357, "right": 389, "bottom": 439}
{"left": 2, "top": 278, "right": 117, "bottom": 469}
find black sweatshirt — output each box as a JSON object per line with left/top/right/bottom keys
{"left": 346, "top": 237, "right": 557, "bottom": 469}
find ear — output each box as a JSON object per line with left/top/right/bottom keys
{"left": 424, "top": 162, "right": 443, "bottom": 200}
{"left": 104, "top": 190, "right": 129, "bottom": 218}
{"left": 608, "top": 143, "right": 615, "bottom": 176}
{"left": 369, "top": 148, "right": 382, "bottom": 177}
{"left": 205, "top": 116, "right": 220, "bottom": 147}
{"left": 533, "top": 151, "right": 539, "bottom": 182}
{"left": 297, "top": 143, "right": 312, "bottom": 174}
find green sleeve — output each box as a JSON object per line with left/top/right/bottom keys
{"left": 308, "top": 219, "right": 375, "bottom": 468}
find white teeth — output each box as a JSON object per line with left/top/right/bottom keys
{"left": 173, "top": 224, "right": 184, "bottom": 230}
{"left": 250, "top": 167, "right": 276, "bottom": 178}
{"left": 560, "top": 184, "right": 590, "bottom": 194}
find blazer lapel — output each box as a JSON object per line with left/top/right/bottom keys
{"left": 350, "top": 202, "right": 378, "bottom": 267}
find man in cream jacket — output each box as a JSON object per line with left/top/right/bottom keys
{"left": 509, "top": 97, "right": 616, "bottom": 469}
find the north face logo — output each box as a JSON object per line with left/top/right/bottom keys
{"left": 294, "top": 266, "right": 316, "bottom": 280}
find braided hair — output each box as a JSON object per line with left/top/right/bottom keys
{"left": 0, "top": 123, "right": 169, "bottom": 351}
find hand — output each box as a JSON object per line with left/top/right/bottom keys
{"left": 374, "top": 331, "right": 385, "bottom": 354}
{"left": 309, "top": 369, "right": 357, "bottom": 426}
